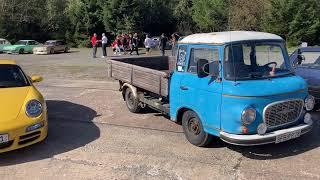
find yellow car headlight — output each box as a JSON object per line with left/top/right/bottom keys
{"left": 26, "top": 100, "right": 43, "bottom": 117}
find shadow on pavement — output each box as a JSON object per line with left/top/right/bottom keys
{"left": 0, "top": 100, "right": 100, "bottom": 166}
{"left": 227, "top": 112, "right": 320, "bottom": 160}
{"left": 54, "top": 50, "right": 80, "bottom": 54}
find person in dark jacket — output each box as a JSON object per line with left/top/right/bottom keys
{"left": 130, "top": 33, "right": 139, "bottom": 55}
{"left": 159, "top": 33, "right": 168, "bottom": 56}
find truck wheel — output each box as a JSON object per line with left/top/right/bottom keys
{"left": 182, "top": 110, "right": 212, "bottom": 147}
{"left": 125, "top": 88, "right": 141, "bottom": 113}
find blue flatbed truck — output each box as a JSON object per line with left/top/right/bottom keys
{"left": 107, "top": 31, "right": 315, "bottom": 147}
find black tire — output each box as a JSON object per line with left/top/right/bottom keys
{"left": 19, "top": 48, "right": 24, "bottom": 54}
{"left": 124, "top": 88, "right": 141, "bottom": 113}
{"left": 313, "top": 104, "right": 320, "bottom": 111}
{"left": 182, "top": 110, "right": 212, "bottom": 147}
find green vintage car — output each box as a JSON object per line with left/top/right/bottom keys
{"left": 0, "top": 38, "right": 11, "bottom": 53}
{"left": 2, "top": 40, "right": 41, "bottom": 54}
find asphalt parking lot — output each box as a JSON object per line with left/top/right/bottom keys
{"left": 0, "top": 49, "right": 320, "bottom": 180}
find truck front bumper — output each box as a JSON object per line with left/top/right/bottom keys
{"left": 220, "top": 123, "right": 312, "bottom": 146}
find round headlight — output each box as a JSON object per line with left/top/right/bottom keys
{"left": 26, "top": 100, "right": 43, "bottom": 117}
{"left": 305, "top": 95, "right": 315, "bottom": 111}
{"left": 241, "top": 107, "right": 256, "bottom": 125}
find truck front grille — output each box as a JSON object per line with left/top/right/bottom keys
{"left": 264, "top": 99, "right": 304, "bottom": 128}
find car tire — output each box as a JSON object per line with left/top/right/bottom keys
{"left": 64, "top": 47, "right": 69, "bottom": 53}
{"left": 19, "top": 48, "right": 24, "bottom": 54}
{"left": 313, "top": 104, "right": 320, "bottom": 111}
{"left": 50, "top": 49, "right": 54, "bottom": 54}
{"left": 182, "top": 110, "right": 212, "bottom": 147}
{"left": 124, "top": 88, "right": 141, "bottom": 113}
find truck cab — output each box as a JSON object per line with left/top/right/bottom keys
{"left": 170, "top": 31, "right": 314, "bottom": 146}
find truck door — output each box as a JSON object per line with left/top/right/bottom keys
{"left": 179, "top": 46, "right": 222, "bottom": 133}
{"left": 169, "top": 45, "right": 188, "bottom": 118}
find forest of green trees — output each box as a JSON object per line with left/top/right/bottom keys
{"left": 0, "top": 0, "right": 319, "bottom": 47}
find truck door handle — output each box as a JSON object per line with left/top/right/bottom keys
{"left": 180, "top": 86, "right": 189, "bottom": 90}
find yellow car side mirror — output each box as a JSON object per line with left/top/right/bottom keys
{"left": 30, "top": 75, "right": 43, "bottom": 83}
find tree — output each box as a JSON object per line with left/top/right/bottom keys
{"left": 192, "top": 0, "right": 229, "bottom": 32}
{"left": 287, "top": 0, "right": 320, "bottom": 45}
{"left": 262, "top": 0, "right": 294, "bottom": 41}
{"left": 263, "top": 0, "right": 320, "bottom": 46}
{"left": 0, "top": 0, "right": 47, "bottom": 41}
{"left": 99, "top": 0, "right": 141, "bottom": 33}
{"left": 67, "top": 0, "right": 104, "bottom": 47}
{"left": 230, "top": 0, "right": 267, "bottom": 31}
{"left": 100, "top": 0, "right": 176, "bottom": 35}
{"left": 173, "top": 0, "right": 196, "bottom": 35}
{"left": 46, "top": 0, "right": 70, "bottom": 39}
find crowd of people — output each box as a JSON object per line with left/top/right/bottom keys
{"left": 90, "top": 32, "right": 179, "bottom": 58}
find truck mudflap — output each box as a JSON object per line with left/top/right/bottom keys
{"left": 220, "top": 123, "right": 313, "bottom": 146}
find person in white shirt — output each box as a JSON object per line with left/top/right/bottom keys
{"left": 144, "top": 34, "right": 152, "bottom": 55}
{"left": 101, "top": 33, "right": 108, "bottom": 58}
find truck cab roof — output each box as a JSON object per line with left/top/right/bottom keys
{"left": 179, "top": 31, "right": 283, "bottom": 45}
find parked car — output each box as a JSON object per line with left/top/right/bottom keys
{"left": 0, "top": 38, "right": 11, "bottom": 53}
{"left": 151, "top": 36, "right": 172, "bottom": 50}
{"left": 2, "top": 40, "right": 41, "bottom": 54}
{"left": 150, "top": 37, "right": 160, "bottom": 48}
{"left": 0, "top": 60, "right": 48, "bottom": 153}
{"left": 290, "top": 47, "right": 320, "bottom": 110}
{"left": 107, "top": 31, "right": 314, "bottom": 147}
{"left": 33, "top": 40, "right": 69, "bottom": 55}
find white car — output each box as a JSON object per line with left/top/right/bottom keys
{"left": 150, "top": 37, "right": 160, "bottom": 48}
{"left": 33, "top": 40, "right": 69, "bottom": 55}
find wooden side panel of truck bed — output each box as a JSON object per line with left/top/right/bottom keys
{"left": 107, "top": 57, "right": 174, "bottom": 97}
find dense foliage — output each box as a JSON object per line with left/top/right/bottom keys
{"left": 0, "top": 0, "right": 319, "bottom": 47}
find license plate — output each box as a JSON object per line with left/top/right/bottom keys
{"left": 276, "top": 130, "right": 301, "bottom": 144}
{"left": 0, "top": 134, "right": 9, "bottom": 144}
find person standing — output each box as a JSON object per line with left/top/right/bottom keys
{"left": 159, "top": 33, "right": 168, "bottom": 56}
{"left": 91, "top": 33, "right": 98, "bottom": 58}
{"left": 121, "top": 33, "right": 128, "bottom": 55}
{"left": 101, "top": 33, "right": 108, "bottom": 58}
{"left": 144, "top": 34, "right": 152, "bottom": 55}
{"left": 171, "top": 33, "right": 179, "bottom": 56}
{"left": 130, "top": 33, "right": 139, "bottom": 55}
{"left": 115, "top": 35, "right": 122, "bottom": 55}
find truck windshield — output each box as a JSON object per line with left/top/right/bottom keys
{"left": 0, "top": 65, "right": 30, "bottom": 88}
{"left": 224, "top": 42, "right": 292, "bottom": 80}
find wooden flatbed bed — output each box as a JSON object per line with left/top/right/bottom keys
{"left": 107, "top": 56, "right": 176, "bottom": 97}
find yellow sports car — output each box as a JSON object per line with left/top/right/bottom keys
{"left": 0, "top": 60, "right": 48, "bottom": 153}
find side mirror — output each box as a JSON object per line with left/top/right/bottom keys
{"left": 197, "top": 59, "right": 210, "bottom": 78}
{"left": 30, "top": 75, "right": 43, "bottom": 83}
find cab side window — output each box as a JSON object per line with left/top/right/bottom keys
{"left": 176, "top": 45, "right": 187, "bottom": 71}
{"left": 188, "top": 48, "right": 219, "bottom": 74}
